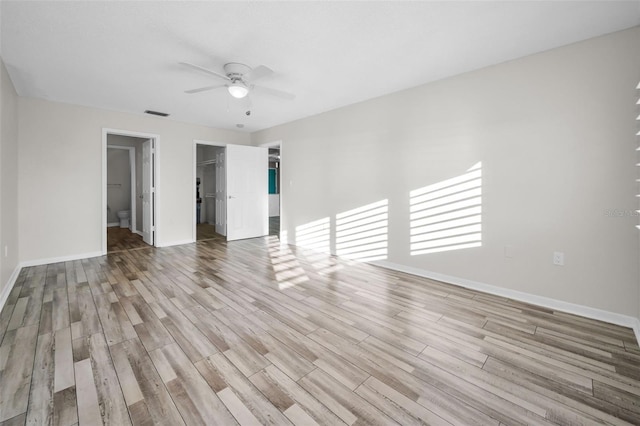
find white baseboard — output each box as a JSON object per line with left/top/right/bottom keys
{"left": 372, "top": 260, "right": 640, "bottom": 344}
{"left": 633, "top": 319, "right": 640, "bottom": 348}
{"left": 0, "top": 264, "right": 22, "bottom": 314}
{"left": 107, "top": 222, "right": 119, "bottom": 227}
{"left": 20, "top": 251, "right": 104, "bottom": 268}
{"left": 156, "top": 239, "right": 195, "bottom": 248}
{"left": 134, "top": 230, "right": 143, "bottom": 237}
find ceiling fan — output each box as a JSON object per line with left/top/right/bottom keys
{"left": 180, "top": 62, "right": 295, "bottom": 100}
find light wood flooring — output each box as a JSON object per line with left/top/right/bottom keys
{"left": 1, "top": 235, "right": 639, "bottom": 425}
{"left": 107, "top": 228, "right": 149, "bottom": 253}
{"left": 196, "top": 217, "right": 280, "bottom": 242}
{"left": 269, "top": 216, "right": 280, "bottom": 236}
{"left": 196, "top": 223, "right": 219, "bottom": 241}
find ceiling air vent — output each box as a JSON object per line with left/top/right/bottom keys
{"left": 144, "top": 110, "right": 169, "bottom": 117}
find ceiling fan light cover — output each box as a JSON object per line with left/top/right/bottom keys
{"left": 228, "top": 82, "right": 249, "bottom": 98}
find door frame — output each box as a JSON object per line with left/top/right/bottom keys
{"left": 106, "top": 145, "right": 136, "bottom": 231}
{"left": 192, "top": 139, "right": 227, "bottom": 242}
{"left": 102, "top": 128, "right": 160, "bottom": 254}
{"left": 260, "top": 140, "right": 283, "bottom": 238}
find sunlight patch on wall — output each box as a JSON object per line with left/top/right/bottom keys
{"left": 295, "top": 217, "right": 331, "bottom": 254}
{"left": 336, "top": 199, "right": 388, "bottom": 261}
{"left": 410, "top": 162, "right": 482, "bottom": 255}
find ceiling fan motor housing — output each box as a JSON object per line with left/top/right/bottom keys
{"left": 224, "top": 62, "right": 251, "bottom": 80}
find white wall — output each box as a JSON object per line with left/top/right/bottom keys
{"left": 18, "top": 98, "right": 251, "bottom": 262}
{"left": 253, "top": 27, "right": 640, "bottom": 319}
{"left": 0, "top": 58, "right": 19, "bottom": 301}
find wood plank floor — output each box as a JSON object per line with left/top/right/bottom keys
{"left": 107, "top": 228, "right": 149, "bottom": 253}
{"left": 269, "top": 216, "right": 280, "bottom": 236}
{"left": 197, "top": 217, "right": 280, "bottom": 242}
{"left": 196, "top": 223, "right": 219, "bottom": 241}
{"left": 1, "top": 234, "right": 639, "bottom": 425}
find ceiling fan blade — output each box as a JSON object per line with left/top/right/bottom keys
{"left": 252, "top": 84, "right": 295, "bottom": 100}
{"left": 179, "top": 62, "right": 229, "bottom": 81}
{"left": 184, "top": 84, "right": 226, "bottom": 94}
{"left": 244, "top": 65, "right": 273, "bottom": 82}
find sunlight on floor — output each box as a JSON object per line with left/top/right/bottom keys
{"left": 267, "top": 235, "right": 310, "bottom": 290}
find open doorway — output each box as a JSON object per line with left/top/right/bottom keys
{"left": 268, "top": 147, "right": 280, "bottom": 236}
{"left": 193, "top": 140, "right": 270, "bottom": 243}
{"left": 195, "top": 141, "right": 227, "bottom": 241}
{"left": 102, "top": 129, "right": 159, "bottom": 254}
{"left": 262, "top": 141, "right": 282, "bottom": 238}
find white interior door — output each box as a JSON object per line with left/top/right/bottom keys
{"left": 215, "top": 150, "right": 226, "bottom": 236}
{"left": 226, "top": 144, "right": 268, "bottom": 241}
{"left": 142, "top": 139, "right": 155, "bottom": 245}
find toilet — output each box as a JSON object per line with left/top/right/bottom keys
{"left": 117, "top": 210, "right": 130, "bottom": 229}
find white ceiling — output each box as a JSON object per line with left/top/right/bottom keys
{"left": 2, "top": 1, "right": 639, "bottom": 133}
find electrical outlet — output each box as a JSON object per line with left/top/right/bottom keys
{"left": 553, "top": 251, "right": 564, "bottom": 266}
{"left": 4, "top": 246, "right": 7, "bottom": 258}
{"left": 504, "top": 245, "right": 513, "bottom": 258}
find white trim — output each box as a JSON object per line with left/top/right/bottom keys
{"left": 102, "top": 131, "right": 107, "bottom": 254}
{"left": 0, "top": 264, "right": 22, "bottom": 314}
{"left": 633, "top": 318, "right": 640, "bottom": 347}
{"left": 193, "top": 139, "right": 228, "bottom": 147}
{"left": 154, "top": 138, "right": 161, "bottom": 246}
{"left": 192, "top": 140, "right": 228, "bottom": 242}
{"left": 259, "top": 140, "right": 282, "bottom": 149}
{"left": 106, "top": 145, "right": 136, "bottom": 232}
{"left": 372, "top": 260, "right": 640, "bottom": 343}
{"left": 107, "top": 222, "right": 120, "bottom": 227}
{"left": 20, "top": 251, "right": 103, "bottom": 268}
{"left": 156, "top": 239, "right": 195, "bottom": 248}
{"left": 103, "top": 129, "right": 160, "bottom": 254}
{"left": 134, "top": 230, "right": 144, "bottom": 237}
